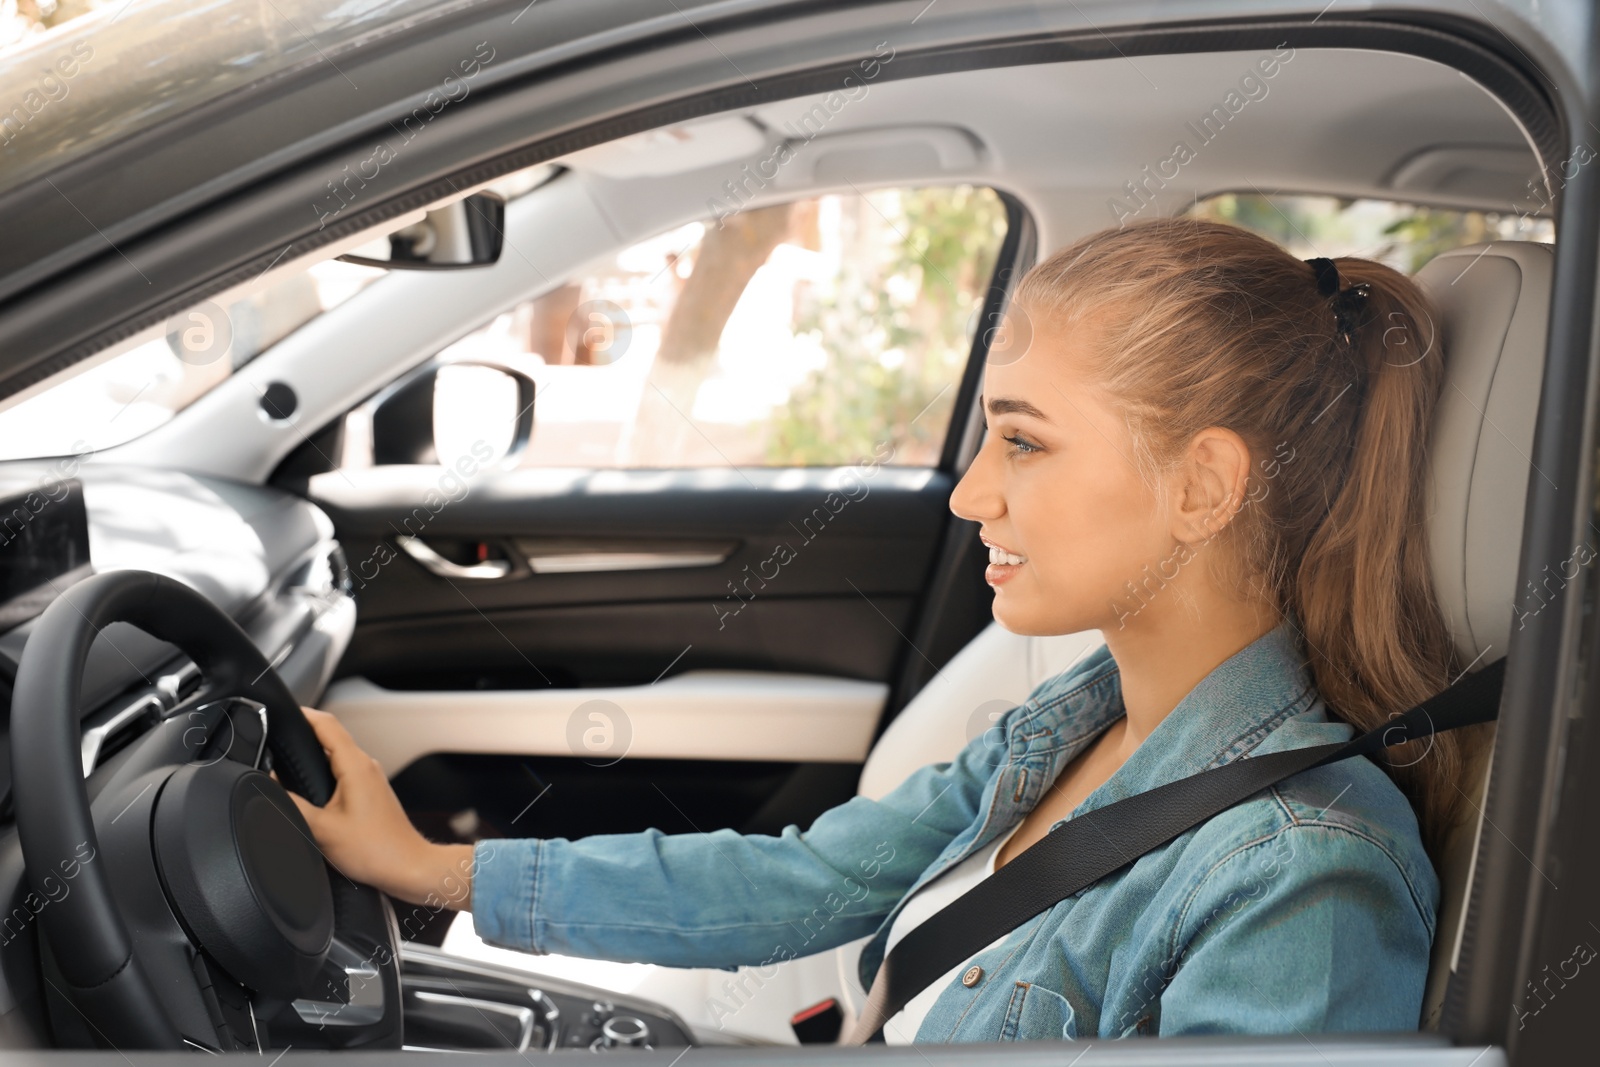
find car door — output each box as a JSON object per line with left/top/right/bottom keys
{"left": 284, "top": 181, "right": 1031, "bottom": 890}
{"left": 4, "top": 0, "right": 1595, "bottom": 1060}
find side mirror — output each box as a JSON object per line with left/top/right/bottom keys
{"left": 370, "top": 361, "right": 535, "bottom": 467}
{"left": 338, "top": 192, "right": 506, "bottom": 270}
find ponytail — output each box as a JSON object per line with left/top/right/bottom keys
{"left": 1292, "top": 257, "right": 1466, "bottom": 851}
{"left": 1017, "top": 218, "right": 1468, "bottom": 853}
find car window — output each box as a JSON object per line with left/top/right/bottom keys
{"left": 0, "top": 255, "right": 388, "bottom": 462}
{"left": 349, "top": 185, "right": 1009, "bottom": 471}
{"left": 0, "top": 167, "right": 555, "bottom": 463}
{"left": 1186, "top": 192, "right": 1553, "bottom": 271}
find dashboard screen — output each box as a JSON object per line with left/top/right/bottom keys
{"left": 0, "top": 479, "right": 92, "bottom": 629}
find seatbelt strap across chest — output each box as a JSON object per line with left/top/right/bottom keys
{"left": 844, "top": 658, "right": 1506, "bottom": 1044}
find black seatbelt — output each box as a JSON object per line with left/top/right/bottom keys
{"left": 844, "top": 657, "right": 1506, "bottom": 1044}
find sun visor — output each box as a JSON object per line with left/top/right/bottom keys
{"left": 1384, "top": 144, "right": 1547, "bottom": 214}
{"left": 770, "top": 125, "right": 985, "bottom": 188}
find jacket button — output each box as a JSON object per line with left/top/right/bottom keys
{"left": 961, "top": 965, "right": 983, "bottom": 988}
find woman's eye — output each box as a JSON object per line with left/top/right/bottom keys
{"left": 1003, "top": 434, "right": 1041, "bottom": 455}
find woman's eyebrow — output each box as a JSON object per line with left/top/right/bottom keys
{"left": 983, "top": 394, "right": 1051, "bottom": 422}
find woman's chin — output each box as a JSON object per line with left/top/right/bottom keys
{"left": 991, "top": 596, "right": 1097, "bottom": 638}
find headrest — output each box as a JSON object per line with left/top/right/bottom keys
{"left": 1415, "top": 242, "right": 1554, "bottom": 666}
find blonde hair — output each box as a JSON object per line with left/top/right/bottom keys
{"left": 1017, "top": 215, "right": 1467, "bottom": 853}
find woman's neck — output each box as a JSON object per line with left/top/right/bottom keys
{"left": 1100, "top": 598, "right": 1280, "bottom": 751}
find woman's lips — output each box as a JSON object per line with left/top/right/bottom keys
{"left": 985, "top": 560, "right": 1024, "bottom": 586}
{"left": 981, "top": 538, "right": 1026, "bottom": 587}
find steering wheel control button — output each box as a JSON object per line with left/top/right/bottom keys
{"left": 962, "top": 965, "right": 984, "bottom": 988}
{"left": 154, "top": 760, "right": 334, "bottom": 999}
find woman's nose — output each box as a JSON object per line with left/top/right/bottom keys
{"left": 949, "top": 436, "right": 1003, "bottom": 522}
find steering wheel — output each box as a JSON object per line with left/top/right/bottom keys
{"left": 9, "top": 569, "right": 402, "bottom": 1050}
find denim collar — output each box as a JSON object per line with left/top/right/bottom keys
{"left": 1010, "top": 620, "right": 1318, "bottom": 819}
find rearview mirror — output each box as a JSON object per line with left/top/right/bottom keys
{"left": 338, "top": 192, "right": 506, "bottom": 270}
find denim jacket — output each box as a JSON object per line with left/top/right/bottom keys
{"left": 469, "top": 622, "right": 1439, "bottom": 1041}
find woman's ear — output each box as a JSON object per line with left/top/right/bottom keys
{"left": 1172, "top": 427, "right": 1252, "bottom": 543}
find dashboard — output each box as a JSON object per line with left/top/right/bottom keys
{"left": 0, "top": 460, "right": 359, "bottom": 1045}
{"left": 0, "top": 478, "right": 90, "bottom": 632}
{"left": 0, "top": 461, "right": 358, "bottom": 736}
{"left": 0, "top": 459, "right": 693, "bottom": 1051}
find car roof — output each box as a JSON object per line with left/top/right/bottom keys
{"left": 0, "top": 0, "right": 466, "bottom": 196}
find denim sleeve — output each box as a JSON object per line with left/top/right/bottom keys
{"left": 1156, "top": 822, "right": 1435, "bottom": 1035}
{"left": 468, "top": 729, "right": 1002, "bottom": 969}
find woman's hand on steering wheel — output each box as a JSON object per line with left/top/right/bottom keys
{"left": 282, "top": 708, "right": 476, "bottom": 910}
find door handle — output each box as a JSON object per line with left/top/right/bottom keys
{"left": 394, "top": 535, "right": 513, "bottom": 580}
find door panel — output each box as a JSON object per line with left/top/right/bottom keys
{"left": 313, "top": 465, "right": 950, "bottom": 687}
{"left": 321, "top": 669, "right": 888, "bottom": 775}
{"left": 335, "top": 596, "right": 920, "bottom": 689}
{"left": 388, "top": 754, "right": 865, "bottom": 846}
{"left": 307, "top": 464, "right": 958, "bottom": 870}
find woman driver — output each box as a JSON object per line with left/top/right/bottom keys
{"left": 284, "top": 216, "right": 1465, "bottom": 1042}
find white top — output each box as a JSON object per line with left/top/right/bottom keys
{"left": 879, "top": 822, "right": 1024, "bottom": 1044}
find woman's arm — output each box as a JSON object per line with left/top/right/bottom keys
{"left": 1153, "top": 821, "right": 1434, "bottom": 1034}
{"left": 284, "top": 707, "right": 1002, "bottom": 969}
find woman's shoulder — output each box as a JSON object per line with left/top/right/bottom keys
{"left": 1173, "top": 702, "right": 1441, "bottom": 936}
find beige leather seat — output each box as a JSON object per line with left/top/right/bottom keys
{"left": 837, "top": 239, "right": 1554, "bottom": 1032}
{"left": 1414, "top": 240, "right": 1551, "bottom": 1025}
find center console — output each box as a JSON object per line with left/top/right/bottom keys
{"left": 399, "top": 944, "right": 692, "bottom": 1053}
